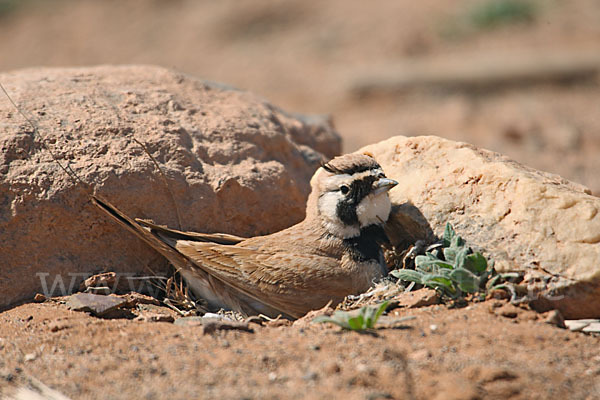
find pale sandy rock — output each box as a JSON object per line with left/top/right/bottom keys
{"left": 362, "top": 135, "right": 600, "bottom": 319}
{"left": 564, "top": 319, "right": 597, "bottom": 332}
{"left": 581, "top": 322, "right": 600, "bottom": 333}
{"left": 0, "top": 65, "right": 340, "bottom": 309}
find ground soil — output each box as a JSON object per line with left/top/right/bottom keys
{"left": 1, "top": 298, "right": 599, "bottom": 400}
{"left": 1, "top": 1, "right": 600, "bottom": 398}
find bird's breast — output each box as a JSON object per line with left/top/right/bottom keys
{"left": 340, "top": 255, "right": 386, "bottom": 293}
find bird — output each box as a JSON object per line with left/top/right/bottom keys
{"left": 92, "top": 153, "right": 398, "bottom": 319}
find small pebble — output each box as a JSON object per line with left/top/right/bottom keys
{"left": 24, "top": 353, "right": 37, "bottom": 362}
{"left": 543, "top": 310, "right": 565, "bottom": 328}
{"left": 429, "top": 324, "right": 438, "bottom": 332}
{"left": 409, "top": 349, "right": 432, "bottom": 361}
{"left": 302, "top": 371, "right": 319, "bottom": 381}
{"left": 565, "top": 319, "right": 598, "bottom": 332}
{"left": 582, "top": 322, "right": 600, "bottom": 333}
{"left": 33, "top": 293, "right": 46, "bottom": 303}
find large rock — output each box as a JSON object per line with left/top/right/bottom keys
{"left": 363, "top": 136, "right": 600, "bottom": 319}
{"left": 0, "top": 65, "right": 340, "bottom": 309}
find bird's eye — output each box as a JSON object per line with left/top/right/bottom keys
{"left": 378, "top": 172, "right": 385, "bottom": 178}
{"left": 340, "top": 185, "right": 350, "bottom": 195}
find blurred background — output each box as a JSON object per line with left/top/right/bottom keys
{"left": 1, "top": 0, "right": 599, "bottom": 193}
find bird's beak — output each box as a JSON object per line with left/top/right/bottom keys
{"left": 372, "top": 178, "right": 398, "bottom": 195}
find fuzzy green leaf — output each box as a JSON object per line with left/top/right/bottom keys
{"left": 362, "top": 300, "right": 389, "bottom": 328}
{"left": 347, "top": 316, "right": 365, "bottom": 330}
{"left": 372, "top": 301, "right": 389, "bottom": 325}
{"left": 416, "top": 256, "right": 454, "bottom": 271}
{"left": 450, "top": 268, "right": 480, "bottom": 293}
{"left": 454, "top": 247, "right": 469, "bottom": 270}
{"left": 390, "top": 269, "right": 424, "bottom": 284}
{"left": 442, "top": 223, "right": 455, "bottom": 247}
{"left": 443, "top": 247, "right": 457, "bottom": 264}
{"left": 426, "top": 275, "right": 454, "bottom": 287}
{"left": 313, "top": 301, "right": 389, "bottom": 331}
{"left": 465, "top": 252, "right": 487, "bottom": 273}
{"left": 313, "top": 315, "right": 352, "bottom": 330}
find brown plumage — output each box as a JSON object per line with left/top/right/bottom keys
{"left": 93, "top": 153, "right": 397, "bottom": 319}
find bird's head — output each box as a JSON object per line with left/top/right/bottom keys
{"left": 306, "top": 153, "right": 397, "bottom": 239}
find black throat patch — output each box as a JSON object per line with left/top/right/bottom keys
{"left": 342, "top": 224, "right": 389, "bottom": 265}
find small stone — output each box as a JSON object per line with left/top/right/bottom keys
{"left": 495, "top": 304, "right": 520, "bottom": 319}
{"left": 135, "top": 312, "right": 175, "bottom": 323}
{"left": 202, "top": 313, "right": 223, "bottom": 319}
{"left": 0, "top": 368, "right": 14, "bottom": 382}
{"left": 478, "top": 367, "right": 518, "bottom": 383}
{"left": 582, "top": 322, "right": 600, "bottom": 333}
{"left": 33, "top": 293, "right": 46, "bottom": 303}
{"left": 366, "top": 392, "right": 394, "bottom": 400}
{"left": 268, "top": 372, "right": 277, "bottom": 382}
{"left": 120, "top": 292, "right": 161, "bottom": 308}
{"left": 135, "top": 303, "right": 177, "bottom": 322}
{"left": 202, "top": 320, "right": 253, "bottom": 335}
{"left": 79, "top": 272, "right": 117, "bottom": 292}
{"left": 84, "top": 286, "right": 112, "bottom": 295}
{"left": 564, "top": 319, "right": 598, "bottom": 332}
{"left": 429, "top": 324, "right": 438, "bottom": 332}
{"left": 391, "top": 288, "right": 440, "bottom": 309}
{"left": 49, "top": 321, "right": 70, "bottom": 332}
{"left": 542, "top": 310, "right": 566, "bottom": 328}
{"left": 486, "top": 288, "right": 510, "bottom": 300}
{"left": 303, "top": 371, "right": 319, "bottom": 381}
{"left": 24, "top": 353, "right": 36, "bottom": 362}
{"left": 66, "top": 292, "right": 127, "bottom": 317}
{"left": 585, "top": 367, "right": 600, "bottom": 376}
{"left": 175, "top": 316, "right": 254, "bottom": 334}
{"left": 326, "top": 363, "right": 341, "bottom": 375}
{"left": 409, "top": 349, "right": 432, "bottom": 361}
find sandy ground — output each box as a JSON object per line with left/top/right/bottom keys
{"left": 1, "top": 298, "right": 599, "bottom": 400}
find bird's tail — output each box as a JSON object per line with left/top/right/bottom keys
{"left": 91, "top": 195, "right": 191, "bottom": 271}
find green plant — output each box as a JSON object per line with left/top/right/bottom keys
{"left": 469, "top": 0, "right": 537, "bottom": 30}
{"left": 439, "top": 0, "right": 538, "bottom": 40}
{"left": 0, "top": 0, "right": 19, "bottom": 17}
{"left": 391, "top": 223, "right": 495, "bottom": 298}
{"left": 313, "top": 301, "right": 389, "bottom": 331}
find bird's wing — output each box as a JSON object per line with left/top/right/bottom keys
{"left": 92, "top": 195, "right": 347, "bottom": 318}
{"left": 175, "top": 239, "right": 351, "bottom": 319}
{"left": 136, "top": 219, "right": 246, "bottom": 245}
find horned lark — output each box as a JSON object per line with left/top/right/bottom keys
{"left": 93, "top": 153, "right": 397, "bottom": 319}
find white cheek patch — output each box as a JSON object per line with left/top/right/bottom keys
{"left": 318, "top": 191, "right": 360, "bottom": 238}
{"left": 356, "top": 192, "right": 392, "bottom": 228}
